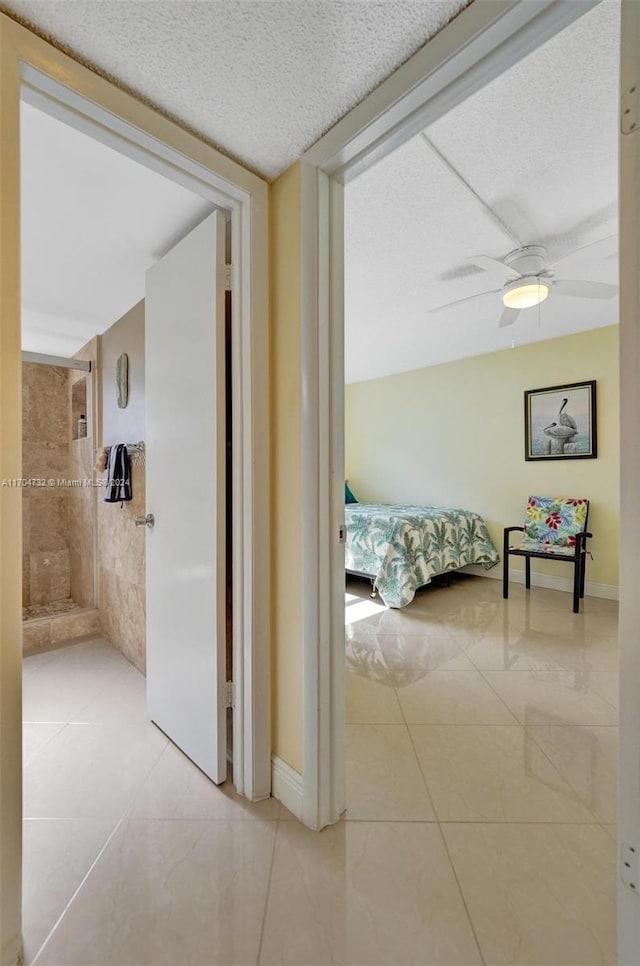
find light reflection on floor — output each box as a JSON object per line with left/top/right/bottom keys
{"left": 344, "top": 572, "right": 618, "bottom": 965}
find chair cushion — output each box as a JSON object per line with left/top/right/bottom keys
{"left": 520, "top": 538, "right": 576, "bottom": 557}
{"left": 523, "top": 496, "right": 588, "bottom": 550}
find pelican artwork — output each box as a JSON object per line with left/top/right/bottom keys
{"left": 543, "top": 421, "right": 577, "bottom": 439}
{"left": 557, "top": 397, "right": 578, "bottom": 432}
{"left": 526, "top": 381, "right": 596, "bottom": 460}
{"left": 543, "top": 419, "right": 578, "bottom": 455}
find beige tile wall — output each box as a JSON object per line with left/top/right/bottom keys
{"left": 22, "top": 311, "right": 147, "bottom": 671}
{"left": 22, "top": 364, "right": 71, "bottom": 607}
{"left": 95, "top": 303, "right": 146, "bottom": 673}
{"left": 96, "top": 462, "right": 146, "bottom": 673}
{"left": 69, "top": 338, "right": 98, "bottom": 610}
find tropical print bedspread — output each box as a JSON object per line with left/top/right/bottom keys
{"left": 345, "top": 504, "right": 500, "bottom": 608}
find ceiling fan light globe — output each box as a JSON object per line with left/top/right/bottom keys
{"left": 502, "top": 277, "right": 551, "bottom": 309}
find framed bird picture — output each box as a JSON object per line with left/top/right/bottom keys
{"left": 524, "top": 380, "right": 597, "bottom": 460}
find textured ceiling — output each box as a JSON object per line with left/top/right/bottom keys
{"left": 345, "top": 0, "right": 620, "bottom": 383}
{"left": 21, "top": 101, "right": 212, "bottom": 355}
{"left": 2, "top": 0, "right": 469, "bottom": 180}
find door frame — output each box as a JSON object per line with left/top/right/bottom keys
{"left": 618, "top": 2, "right": 640, "bottom": 958}
{"left": 0, "top": 16, "right": 270, "bottom": 965}
{"left": 299, "top": 0, "right": 607, "bottom": 824}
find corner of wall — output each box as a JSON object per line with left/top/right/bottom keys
{"left": 269, "top": 162, "right": 304, "bottom": 776}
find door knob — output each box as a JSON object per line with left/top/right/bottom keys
{"left": 134, "top": 513, "right": 155, "bottom": 529}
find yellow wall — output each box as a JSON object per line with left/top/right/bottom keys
{"left": 270, "top": 162, "right": 303, "bottom": 773}
{"left": 346, "top": 326, "right": 620, "bottom": 589}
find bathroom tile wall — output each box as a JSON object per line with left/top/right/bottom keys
{"left": 22, "top": 364, "right": 71, "bottom": 607}
{"left": 95, "top": 301, "right": 146, "bottom": 673}
{"left": 97, "top": 462, "right": 146, "bottom": 673}
{"left": 22, "top": 303, "right": 147, "bottom": 668}
{"left": 68, "top": 337, "right": 98, "bottom": 609}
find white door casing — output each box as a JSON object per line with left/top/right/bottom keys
{"left": 145, "top": 210, "right": 227, "bottom": 783}
{"left": 618, "top": 1, "right": 640, "bottom": 958}
{"left": 299, "top": 0, "right": 603, "bottom": 833}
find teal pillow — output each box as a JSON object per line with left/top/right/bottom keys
{"left": 345, "top": 482, "right": 358, "bottom": 504}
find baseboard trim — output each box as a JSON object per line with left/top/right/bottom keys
{"left": 271, "top": 756, "right": 303, "bottom": 820}
{"left": 464, "top": 564, "right": 619, "bottom": 601}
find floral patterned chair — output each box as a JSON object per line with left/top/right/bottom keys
{"left": 503, "top": 497, "right": 592, "bottom": 613}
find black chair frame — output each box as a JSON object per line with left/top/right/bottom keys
{"left": 503, "top": 504, "right": 592, "bottom": 614}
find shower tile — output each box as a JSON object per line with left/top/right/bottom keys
{"left": 23, "top": 492, "right": 31, "bottom": 548}
{"left": 98, "top": 566, "right": 145, "bottom": 673}
{"left": 22, "top": 364, "right": 69, "bottom": 445}
{"left": 69, "top": 539, "right": 94, "bottom": 610}
{"left": 30, "top": 550, "right": 71, "bottom": 606}
{"left": 97, "top": 483, "right": 145, "bottom": 582}
{"left": 29, "top": 491, "right": 69, "bottom": 553}
{"left": 70, "top": 435, "right": 94, "bottom": 478}
{"left": 23, "top": 553, "right": 31, "bottom": 608}
{"left": 23, "top": 442, "right": 69, "bottom": 480}
{"left": 50, "top": 610, "right": 101, "bottom": 646}
{"left": 23, "top": 620, "right": 52, "bottom": 655}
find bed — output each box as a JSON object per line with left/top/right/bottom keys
{"left": 345, "top": 503, "right": 500, "bottom": 608}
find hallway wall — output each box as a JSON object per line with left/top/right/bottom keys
{"left": 270, "top": 162, "right": 303, "bottom": 775}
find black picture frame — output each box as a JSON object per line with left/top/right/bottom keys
{"left": 524, "top": 380, "right": 597, "bottom": 461}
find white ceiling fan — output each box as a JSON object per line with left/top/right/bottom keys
{"left": 430, "top": 236, "right": 618, "bottom": 329}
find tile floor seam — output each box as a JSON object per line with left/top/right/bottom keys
{"left": 407, "top": 720, "right": 614, "bottom": 826}
{"left": 121, "top": 738, "right": 172, "bottom": 821}
{"left": 434, "top": 820, "right": 487, "bottom": 966}
{"left": 344, "top": 577, "right": 617, "bottom": 965}
{"left": 523, "top": 723, "right": 616, "bottom": 824}
{"left": 440, "top": 820, "right": 608, "bottom": 829}
{"left": 466, "top": 667, "right": 526, "bottom": 724}
{"left": 476, "top": 666, "right": 619, "bottom": 729}
{"left": 22, "top": 723, "right": 69, "bottom": 770}
{"left": 438, "top": 820, "right": 616, "bottom": 964}
{"left": 588, "top": 680, "right": 620, "bottom": 712}
{"left": 394, "top": 684, "right": 440, "bottom": 823}
{"left": 255, "top": 810, "right": 282, "bottom": 966}
{"left": 29, "top": 815, "right": 125, "bottom": 966}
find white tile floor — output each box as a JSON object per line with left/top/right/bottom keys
{"left": 344, "top": 574, "right": 618, "bottom": 966}
{"left": 22, "top": 574, "right": 618, "bottom": 965}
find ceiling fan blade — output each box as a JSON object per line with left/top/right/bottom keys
{"left": 429, "top": 289, "right": 503, "bottom": 314}
{"left": 553, "top": 279, "right": 618, "bottom": 300}
{"left": 470, "top": 254, "right": 522, "bottom": 277}
{"left": 498, "top": 307, "right": 520, "bottom": 328}
{"left": 547, "top": 234, "right": 618, "bottom": 269}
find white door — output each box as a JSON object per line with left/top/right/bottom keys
{"left": 145, "top": 209, "right": 227, "bottom": 784}
{"left": 619, "top": 0, "right": 640, "bottom": 958}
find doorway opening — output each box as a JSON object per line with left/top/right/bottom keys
{"left": 0, "top": 19, "right": 270, "bottom": 963}
{"left": 342, "top": 1, "right": 619, "bottom": 839}
{"left": 19, "top": 98, "right": 242, "bottom": 965}
{"left": 300, "top": 0, "right": 622, "bottom": 961}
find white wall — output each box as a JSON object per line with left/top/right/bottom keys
{"left": 100, "top": 299, "right": 145, "bottom": 447}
